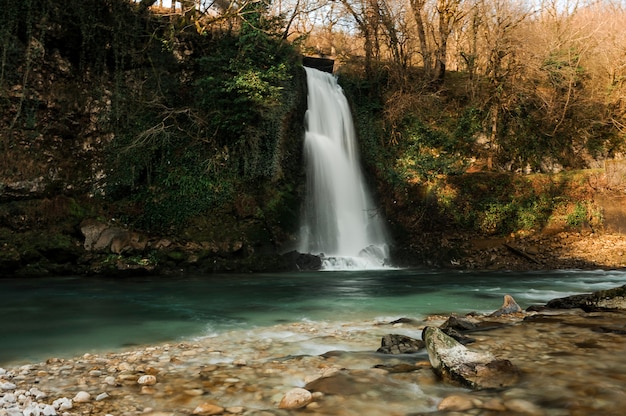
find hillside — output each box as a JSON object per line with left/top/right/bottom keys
{"left": 1, "top": 1, "right": 625, "bottom": 276}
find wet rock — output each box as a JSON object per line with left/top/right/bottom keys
{"left": 490, "top": 295, "right": 522, "bottom": 316}
{"left": 437, "top": 393, "right": 477, "bottom": 411}
{"left": 278, "top": 387, "right": 313, "bottom": 409}
{"left": 422, "top": 326, "right": 520, "bottom": 389}
{"left": 306, "top": 371, "right": 360, "bottom": 396}
{"left": 388, "top": 317, "right": 420, "bottom": 326}
{"left": 281, "top": 251, "right": 322, "bottom": 271}
{"left": 440, "top": 316, "right": 478, "bottom": 332}
{"left": 439, "top": 327, "right": 476, "bottom": 345}
{"left": 373, "top": 363, "right": 422, "bottom": 373}
{"left": 439, "top": 316, "right": 478, "bottom": 344}
{"left": 504, "top": 398, "right": 542, "bottom": 415}
{"left": 481, "top": 397, "right": 507, "bottom": 411}
{"left": 377, "top": 334, "right": 425, "bottom": 354}
{"left": 546, "top": 284, "right": 626, "bottom": 311}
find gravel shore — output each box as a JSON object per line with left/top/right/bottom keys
{"left": 2, "top": 303, "right": 626, "bottom": 416}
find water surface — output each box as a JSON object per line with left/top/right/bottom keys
{"left": 2, "top": 268, "right": 626, "bottom": 365}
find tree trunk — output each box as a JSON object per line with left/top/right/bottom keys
{"left": 409, "top": 0, "right": 433, "bottom": 77}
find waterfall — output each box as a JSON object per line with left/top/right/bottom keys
{"left": 298, "top": 67, "right": 390, "bottom": 270}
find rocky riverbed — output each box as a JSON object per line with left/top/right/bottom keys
{"left": 2, "top": 291, "right": 626, "bottom": 416}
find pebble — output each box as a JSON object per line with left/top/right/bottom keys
{"left": 96, "top": 392, "right": 110, "bottom": 401}
{"left": 137, "top": 375, "right": 157, "bottom": 385}
{"left": 52, "top": 397, "right": 72, "bottom": 410}
{"left": 192, "top": 402, "right": 224, "bottom": 415}
{"left": 72, "top": 391, "right": 90, "bottom": 403}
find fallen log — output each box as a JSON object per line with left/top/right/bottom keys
{"left": 504, "top": 243, "right": 541, "bottom": 264}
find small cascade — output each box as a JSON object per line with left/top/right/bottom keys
{"left": 298, "top": 67, "right": 390, "bottom": 270}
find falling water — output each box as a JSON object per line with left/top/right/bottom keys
{"left": 299, "top": 67, "right": 390, "bottom": 270}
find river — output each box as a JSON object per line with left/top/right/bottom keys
{"left": 2, "top": 268, "right": 626, "bottom": 366}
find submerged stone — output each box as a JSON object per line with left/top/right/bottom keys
{"left": 192, "top": 402, "right": 225, "bottom": 415}
{"left": 422, "top": 326, "right": 520, "bottom": 389}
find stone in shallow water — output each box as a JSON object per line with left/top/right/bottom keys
{"left": 138, "top": 375, "right": 157, "bottom": 385}
{"left": 377, "top": 334, "right": 425, "bottom": 354}
{"left": 278, "top": 387, "right": 313, "bottom": 409}
{"left": 490, "top": 295, "right": 522, "bottom": 316}
{"left": 505, "top": 398, "right": 542, "bottom": 415}
{"left": 437, "top": 394, "right": 477, "bottom": 411}
{"left": 305, "top": 370, "right": 362, "bottom": 396}
{"left": 422, "top": 326, "right": 520, "bottom": 389}
{"left": 440, "top": 316, "right": 478, "bottom": 331}
{"left": 546, "top": 284, "right": 626, "bottom": 311}
{"left": 192, "top": 402, "right": 224, "bottom": 415}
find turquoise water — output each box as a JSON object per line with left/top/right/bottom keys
{"left": 2, "top": 268, "right": 626, "bottom": 365}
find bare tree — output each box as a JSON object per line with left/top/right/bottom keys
{"left": 433, "top": 0, "right": 466, "bottom": 82}
{"left": 409, "top": 0, "right": 433, "bottom": 77}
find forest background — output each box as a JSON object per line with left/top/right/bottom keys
{"left": 1, "top": 0, "right": 625, "bottom": 275}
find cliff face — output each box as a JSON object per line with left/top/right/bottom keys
{"left": 1, "top": 46, "right": 109, "bottom": 200}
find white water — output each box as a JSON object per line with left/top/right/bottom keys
{"left": 299, "top": 67, "right": 389, "bottom": 270}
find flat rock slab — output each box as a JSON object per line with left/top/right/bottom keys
{"left": 422, "top": 326, "right": 520, "bottom": 389}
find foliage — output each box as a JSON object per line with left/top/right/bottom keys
{"left": 433, "top": 171, "right": 604, "bottom": 236}
{"left": 395, "top": 114, "right": 476, "bottom": 182}
{"left": 566, "top": 202, "right": 588, "bottom": 227}
{"left": 99, "top": 1, "right": 303, "bottom": 231}
{"left": 194, "top": 2, "right": 299, "bottom": 180}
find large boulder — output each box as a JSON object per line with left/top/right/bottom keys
{"left": 422, "top": 326, "right": 520, "bottom": 389}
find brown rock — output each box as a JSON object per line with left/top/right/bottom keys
{"left": 490, "top": 295, "right": 522, "bottom": 316}
{"left": 437, "top": 394, "right": 476, "bottom": 411}
{"left": 278, "top": 387, "right": 313, "bottom": 409}
{"left": 192, "top": 402, "right": 224, "bottom": 415}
